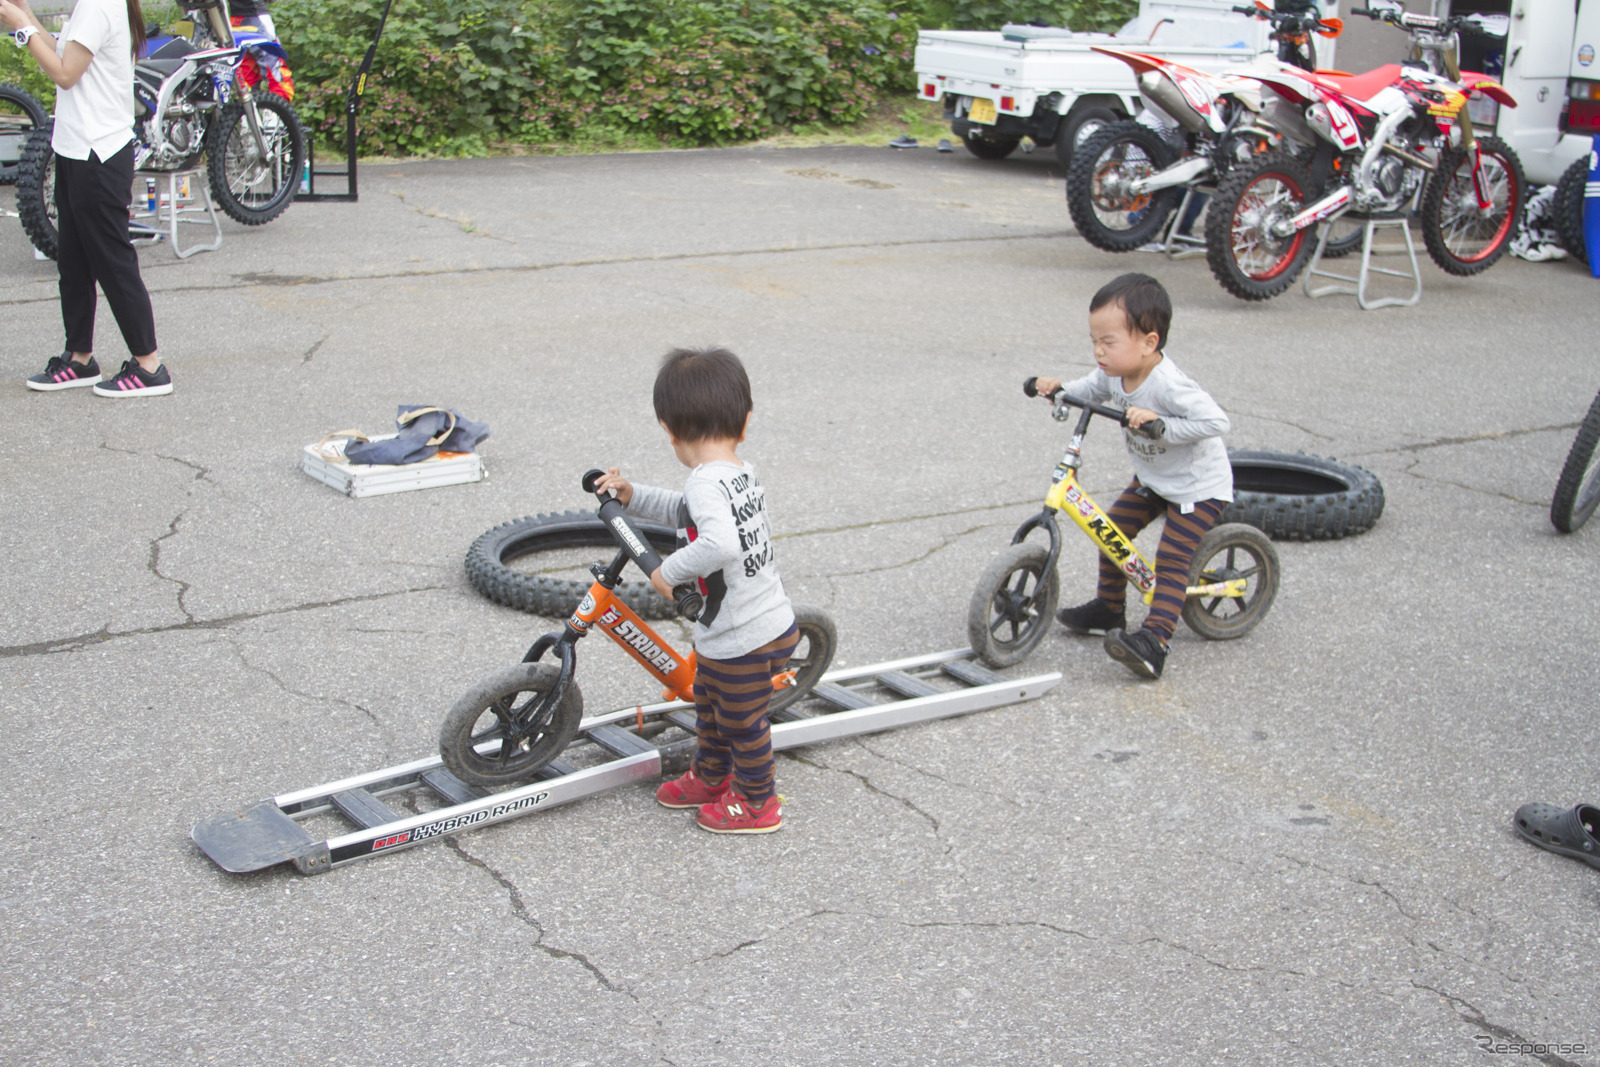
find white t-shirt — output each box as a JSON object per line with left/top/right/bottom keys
{"left": 52, "top": 0, "right": 135, "bottom": 161}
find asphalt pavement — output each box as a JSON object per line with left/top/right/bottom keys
{"left": 2, "top": 142, "right": 1598, "bottom": 1067}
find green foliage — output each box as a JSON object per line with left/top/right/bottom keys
{"left": 266, "top": 0, "right": 1132, "bottom": 156}
{"left": 0, "top": 48, "right": 56, "bottom": 112}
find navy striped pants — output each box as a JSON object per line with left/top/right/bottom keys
{"left": 1094, "top": 482, "right": 1225, "bottom": 644}
{"left": 692, "top": 624, "right": 799, "bottom": 804}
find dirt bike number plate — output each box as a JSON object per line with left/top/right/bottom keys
{"left": 968, "top": 98, "right": 997, "bottom": 125}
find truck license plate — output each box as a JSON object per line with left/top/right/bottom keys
{"left": 968, "top": 98, "right": 997, "bottom": 125}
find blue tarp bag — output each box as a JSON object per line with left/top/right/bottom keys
{"left": 338, "top": 406, "right": 491, "bottom": 465}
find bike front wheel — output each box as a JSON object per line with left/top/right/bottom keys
{"left": 768, "top": 603, "right": 838, "bottom": 717}
{"left": 1205, "top": 150, "right": 1317, "bottom": 301}
{"left": 1419, "top": 135, "right": 1524, "bottom": 276}
{"left": 207, "top": 90, "right": 305, "bottom": 225}
{"left": 1181, "top": 523, "right": 1280, "bottom": 641}
{"left": 967, "top": 542, "right": 1059, "bottom": 668}
{"left": 1551, "top": 389, "right": 1600, "bottom": 534}
{"left": 439, "top": 662, "right": 584, "bottom": 787}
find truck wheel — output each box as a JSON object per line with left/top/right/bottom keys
{"left": 1053, "top": 105, "right": 1119, "bottom": 169}
{"left": 1066, "top": 121, "right": 1180, "bottom": 252}
{"left": 963, "top": 132, "right": 1021, "bottom": 160}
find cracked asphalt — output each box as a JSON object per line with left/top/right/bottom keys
{"left": 3, "top": 143, "right": 1598, "bottom": 1067}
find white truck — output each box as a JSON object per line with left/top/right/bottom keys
{"left": 912, "top": 0, "right": 1338, "bottom": 166}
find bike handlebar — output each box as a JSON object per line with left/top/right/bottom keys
{"left": 1349, "top": 6, "right": 1501, "bottom": 38}
{"left": 581, "top": 468, "right": 703, "bottom": 622}
{"left": 1022, "top": 378, "right": 1166, "bottom": 440}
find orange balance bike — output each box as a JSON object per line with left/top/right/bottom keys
{"left": 440, "top": 469, "right": 837, "bottom": 787}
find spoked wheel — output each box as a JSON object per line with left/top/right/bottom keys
{"left": 768, "top": 603, "right": 838, "bottom": 717}
{"left": 1205, "top": 150, "right": 1317, "bottom": 301}
{"left": 15, "top": 121, "right": 57, "bottom": 259}
{"left": 1181, "top": 523, "right": 1280, "bottom": 640}
{"left": 967, "top": 542, "right": 1059, "bottom": 668}
{"left": 206, "top": 90, "right": 305, "bottom": 225}
{"left": 0, "top": 83, "right": 47, "bottom": 185}
{"left": 1551, "top": 389, "right": 1600, "bottom": 534}
{"left": 439, "top": 663, "right": 584, "bottom": 788}
{"left": 1419, "top": 134, "right": 1524, "bottom": 276}
{"left": 1066, "top": 121, "right": 1181, "bottom": 252}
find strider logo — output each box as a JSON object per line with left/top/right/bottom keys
{"left": 609, "top": 516, "right": 649, "bottom": 559}
{"left": 610, "top": 618, "right": 678, "bottom": 674}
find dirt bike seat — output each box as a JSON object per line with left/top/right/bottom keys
{"left": 1306, "top": 63, "right": 1404, "bottom": 103}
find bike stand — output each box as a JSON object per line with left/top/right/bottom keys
{"left": 131, "top": 167, "right": 222, "bottom": 259}
{"left": 1303, "top": 211, "right": 1421, "bottom": 310}
{"left": 192, "top": 649, "right": 1061, "bottom": 875}
{"left": 1148, "top": 186, "right": 1210, "bottom": 260}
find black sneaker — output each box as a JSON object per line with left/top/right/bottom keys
{"left": 26, "top": 352, "right": 101, "bottom": 391}
{"left": 93, "top": 359, "right": 172, "bottom": 398}
{"left": 1056, "top": 599, "right": 1125, "bottom": 635}
{"left": 1104, "top": 628, "right": 1167, "bottom": 680}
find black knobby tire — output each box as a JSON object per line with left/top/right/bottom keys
{"left": 206, "top": 90, "right": 305, "bottom": 225}
{"left": 15, "top": 121, "right": 57, "bottom": 260}
{"left": 1205, "top": 150, "right": 1318, "bottom": 301}
{"left": 1551, "top": 388, "right": 1600, "bottom": 534}
{"left": 967, "top": 541, "right": 1059, "bottom": 668}
{"left": 439, "top": 663, "right": 584, "bottom": 788}
{"left": 0, "top": 83, "right": 48, "bottom": 185}
{"left": 1552, "top": 156, "right": 1589, "bottom": 265}
{"left": 466, "top": 511, "right": 679, "bottom": 620}
{"left": 768, "top": 603, "right": 837, "bottom": 717}
{"left": 1419, "top": 135, "right": 1524, "bottom": 276}
{"left": 1222, "top": 450, "right": 1385, "bottom": 541}
{"left": 1181, "top": 523, "right": 1279, "bottom": 641}
{"left": 1053, "top": 104, "right": 1119, "bottom": 170}
{"left": 1319, "top": 216, "right": 1365, "bottom": 260}
{"left": 1066, "top": 121, "right": 1182, "bottom": 252}
{"left": 963, "top": 132, "right": 1021, "bottom": 160}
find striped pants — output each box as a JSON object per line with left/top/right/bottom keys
{"left": 1095, "top": 482, "right": 1225, "bottom": 644}
{"left": 692, "top": 624, "right": 799, "bottom": 805}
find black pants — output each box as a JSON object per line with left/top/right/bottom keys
{"left": 56, "top": 143, "right": 158, "bottom": 358}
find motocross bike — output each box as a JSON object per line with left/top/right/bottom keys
{"left": 15, "top": 0, "right": 304, "bottom": 260}
{"left": 1203, "top": 6, "right": 1524, "bottom": 300}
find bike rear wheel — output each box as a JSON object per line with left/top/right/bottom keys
{"left": 0, "top": 83, "right": 47, "bottom": 185}
{"left": 15, "top": 121, "right": 57, "bottom": 259}
{"left": 1551, "top": 389, "right": 1600, "bottom": 534}
{"left": 967, "top": 542, "right": 1059, "bottom": 668}
{"left": 439, "top": 663, "right": 584, "bottom": 787}
{"left": 768, "top": 604, "right": 838, "bottom": 717}
{"left": 1067, "top": 121, "right": 1182, "bottom": 252}
{"left": 1181, "top": 523, "right": 1279, "bottom": 640}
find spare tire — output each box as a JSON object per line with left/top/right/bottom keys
{"left": 1223, "top": 451, "right": 1385, "bottom": 541}
{"left": 466, "top": 511, "right": 678, "bottom": 619}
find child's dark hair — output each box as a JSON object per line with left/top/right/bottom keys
{"left": 653, "top": 347, "right": 752, "bottom": 442}
{"left": 1090, "top": 273, "right": 1171, "bottom": 352}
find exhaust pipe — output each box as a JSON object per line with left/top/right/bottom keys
{"left": 1139, "top": 71, "right": 1206, "bottom": 133}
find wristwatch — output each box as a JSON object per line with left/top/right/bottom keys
{"left": 13, "top": 26, "right": 38, "bottom": 48}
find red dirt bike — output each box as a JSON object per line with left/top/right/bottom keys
{"left": 1203, "top": 6, "right": 1524, "bottom": 300}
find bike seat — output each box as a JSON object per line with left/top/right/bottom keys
{"left": 147, "top": 36, "right": 199, "bottom": 60}
{"left": 1307, "top": 63, "right": 1404, "bottom": 103}
{"left": 137, "top": 57, "right": 193, "bottom": 77}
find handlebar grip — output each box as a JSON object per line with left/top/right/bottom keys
{"left": 1349, "top": 7, "right": 1375, "bottom": 16}
{"left": 1023, "top": 376, "right": 1039, "bottom": 398}
{"left": 673, "top": 584, "right": 703, "bottom": 622}
{"left": 1136, "top": 418, "right": 1166, "bottom": 441}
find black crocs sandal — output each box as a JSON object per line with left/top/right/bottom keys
{"left": 1512, "top": 802, "right": 1600, "bottom": 870}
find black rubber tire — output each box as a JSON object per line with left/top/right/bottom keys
{"left": 768, "top": 603, "right": 838, "bottom": 717}
{"left": 1551, "top": 388, "right": 1600, "bottom": 534}
{"left": 466, "top": 511, "right": 679, "bottom": 620}
{"left": 439, "top": 663, "right": 584, "bottom": 788}
{"left": 15, "top": 120, "right": 57, "bottom": 260}
{"left": 206, "top": 90, "right": 304, "bottom": 225}
{"left": 1222, "top": 450, "right": 1386, "bottom": 541}
{"left": 1319, "top": 215, "right": 1365, "bottom": 260}
{"left": 0, "top": 83, "right": 48, "bottom": 185}
{"left": 963, "top": 132, "right": 1020, "bottom": 160}
{"left": 1066, "top": 121, "right": 1182, "bottom": 252}
{"left": 1205, "top": 149, "right": 1318, "bottom": 301}
{"left": 1419, "top": 135, "right": 1524, "bottom": 276}
{"left": 967, "top": 542, "right": 1059, "bottom": 668}
{"left": 1053, "top": 104, "right": 1119, "bottom": 170}
{"left": 1181, "top": 523, "right": 1279, "bottom": 641}
{"left": 1552, "top": 155, "right": 1589, "bottom": 265}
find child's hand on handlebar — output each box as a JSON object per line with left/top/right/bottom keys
{"left": 1125, "top": 406, "right": 1160, "bottom": 429}
{"left": 648, "top": 566, "right": 674, "bottom": 599}
{"left": 1032, "top": 376, "right": 1061, "bottom": 397}
{"left": 593, "top": 466, "right": 634, "bottom": 505}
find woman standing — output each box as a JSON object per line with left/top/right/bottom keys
{"left": 4, "top": 0, "right": 171, "bottom": 396}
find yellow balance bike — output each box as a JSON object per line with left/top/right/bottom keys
{"left": 967, "top": 379, "right": 1281, "bottom": 667}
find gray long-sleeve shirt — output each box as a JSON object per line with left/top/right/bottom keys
{"left": 1060, "top": 355, "right": 1233, "bottom": 510}
{"left": 625, "top": 460, "right": 795, "bottom": 659}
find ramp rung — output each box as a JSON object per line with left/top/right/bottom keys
{"left": 941, "top": 659, "right": 1006, "bottom": 689}
{"left": 421, "top": 768, "right": 484, "bottom": 807}
{"left": 586, "top": 724, "right": 659, "bottom": 758}
{"left": 875, "top": 670, "right": 942, "bottom": 699}
{"left": 811, "top": 683, "right": 879, "bottom": 711}
{"left": 331, "top": 789, "right": 402, "bottom": 830}
{"left": 665, "top": 710, "right": 699, "bottom": 733}
{"left": 533, "top": 758, "right": 578, "bottom": 781}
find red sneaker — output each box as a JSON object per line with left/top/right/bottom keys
{"left": 656, "top": 768, "right": 728, "bottom": 809}
{"left": 696, "top": 791, "right": 783, "bottom": 834}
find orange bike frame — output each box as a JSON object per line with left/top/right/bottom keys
{"left": 567, "top": 581, "right": 698, "bottom": 704}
